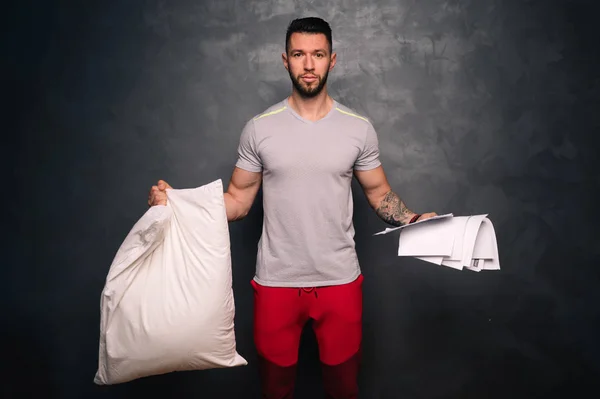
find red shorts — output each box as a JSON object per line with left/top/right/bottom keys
{"left": 251, "top": 274, "right": 364, "bottom": 398}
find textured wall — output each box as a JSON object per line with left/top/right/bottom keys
{"left": 7, "top": 0, "right": 600, "bottom": 398}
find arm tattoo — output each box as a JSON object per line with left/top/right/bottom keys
{"left": 375, "top": 190, "right": 415, "bottom": 226}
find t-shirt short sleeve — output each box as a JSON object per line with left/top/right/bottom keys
{"left": 354, "top": 122, "right": 382, "bottom": 171}
{"left": 235, "top": 119, "right": 263, "bottom": 172}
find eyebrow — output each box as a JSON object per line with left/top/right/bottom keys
{"left": 290, "top": 49, "right": 328, "bottom": 53}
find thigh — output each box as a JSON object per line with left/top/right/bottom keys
{"left": 252, "top": 279, "right": 308, "bottom": 367}
{"left": 311, "top": 274, "right": 364, "bottom": 365}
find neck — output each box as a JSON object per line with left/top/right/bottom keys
{"left": 287, "top": 89, "right": 333, "bottom": 122}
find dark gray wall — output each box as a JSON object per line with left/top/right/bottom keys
{"left": 5, "top": 0, "right": 600, "bottom": 398}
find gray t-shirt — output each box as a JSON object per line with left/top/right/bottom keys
{"left": 235, "top": 97, "right": 381, "bottom": 287}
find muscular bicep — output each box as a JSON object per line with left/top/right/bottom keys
{"left": 226, "top": 167, "right": 262, "bottom": 215}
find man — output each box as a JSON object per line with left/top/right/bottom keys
{"left": 149, "top": 17, "right": 437, "bottom": 399}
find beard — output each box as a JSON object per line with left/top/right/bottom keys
{"left": 288, "top": 67, "right": 330, "bottom": 98}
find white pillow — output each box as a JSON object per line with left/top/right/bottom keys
{"left": 94, "top": 179, "right": 247, "bottom": 385}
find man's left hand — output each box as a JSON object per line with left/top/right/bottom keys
{"left": 416, "top": 212, "right": 438, "bottom": 221}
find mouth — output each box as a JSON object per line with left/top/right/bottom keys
{"left": 301, "top": 75, "right": 318, "bottom": 83}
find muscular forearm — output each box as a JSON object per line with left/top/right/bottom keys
{"left": 374, "top": 190, "right": 417, "bottom": 226}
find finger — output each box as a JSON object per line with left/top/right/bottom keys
{"left": 148, "top": 186, "right": 159, "bottom": 202}
{"left": 158, "top": 180, "right": 172, "bottom": 190}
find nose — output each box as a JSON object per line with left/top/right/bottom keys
{"left": 304, "top": 55, "right": 315, "bottom": 71}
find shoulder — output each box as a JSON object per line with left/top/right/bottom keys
{"left": 239, "top": 100, "right": 287, "bottom": 137}
{"left": 332, "top": 101, "right": 372, "bottom": 126}
{"left": 251, "top": 100, "right": 288, "bottom": 122}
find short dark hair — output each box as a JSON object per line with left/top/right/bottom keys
{"left": 285, "top": 17, "right": 332, "bottom": 55}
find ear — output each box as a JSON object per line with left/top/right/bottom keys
{"left": 282, "top": 52, "right": 289, "bottom": 71}
{"left": 329, "top": 52, "right": 337, "bottom": 71}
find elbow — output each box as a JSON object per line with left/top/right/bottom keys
{"left": 367, "top": 192, "right": 385, "bottom": 210}
{"left": 224, "top": 192, "right": 250, "bottom": 222}
{"left": 368, "top": 196, "right": 381, "bottom": 210}
{"left": 239, "top": 208, "right": 251, "bottom": 220}
{"left": 233, "top": 207, "right": 250, "bottom": 222}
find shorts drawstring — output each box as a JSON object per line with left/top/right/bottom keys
{"left": 298, "top": 287, "right": 318, "bottom": 298}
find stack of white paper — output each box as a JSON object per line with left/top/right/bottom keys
{"left": 374, "top": 214, "right": 500, "bottom": 271}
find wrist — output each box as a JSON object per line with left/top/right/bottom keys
{"left": 408, "top": 214, "right": 421, "bottom": 224}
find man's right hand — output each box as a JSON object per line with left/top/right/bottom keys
{"left": 148, "top": 180, "right": 173, "bottom": 207}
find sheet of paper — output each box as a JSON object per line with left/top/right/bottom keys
{"left": 447, "top": 217, "right": 469, "bottom": 261}
{"left": 465, "top": 258, "right": 483, "bottom": 272}
{"left": 415, "top": 256, "right": 445, "bottom": 265}
{"left": 396, "top": 218, "right": 457, "bottom": 257}
{"left": 461, "top": 214, "right": 488, "bottom": 268}
{"left": 415, "top": 257, "right": 464, "bottom": 270}
{"left": 441, "top": 259, "right": 465, "bottom": 270}
{"left": 373, "top": 213, "right": 454, "bottom": 236}
{"left": 480, "top": 218, "right": 501, "bottom": 270}
{"left": 472, "top": 218, "right": 495, "bottom": 259}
